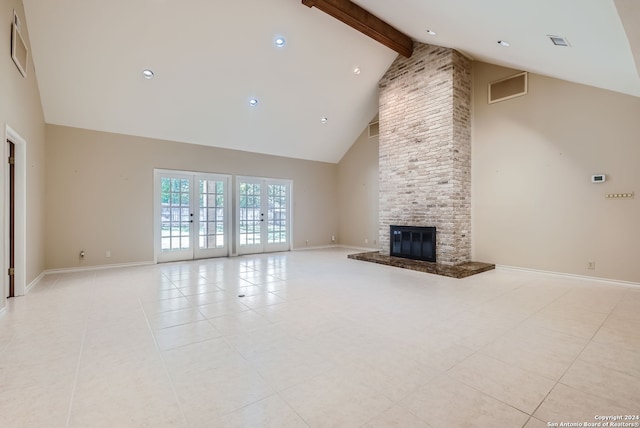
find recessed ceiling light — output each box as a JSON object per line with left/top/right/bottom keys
{"left": 353, "top": 67, "right": 361, "bottom": 75}
{"left": 249, "top": 98, "right": 259, "bottom": 107}
{"left": 320, "top": 117, "right": 328, "bottom": 124}
{"left": 274, "top": 36, "right": 286, "bottom": 48}
{"left": 497, "top": 40, "right": 510, "bottom": 47}
{"left": 142, "top": 69, "right": 154, "bottom": 79}
{"left": 426, "top": 29, "right": 436, "bottom": 36}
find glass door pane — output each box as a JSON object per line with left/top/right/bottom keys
{"left": 157, "top": 173, "right": 193, "bottom": 262}
{"left": 237, "top": 179, "right": 264, "bottom": 254}
{"left": 195, "top": 177, "right": 229, "bottom": 259}
{"left": 156, "top": 170, "right": 230, "bottom": 263}
{"left": 237, "top": 177, "right": 291, "bottom": 255}
{"left": 265, "top": 183, "right": 290, "bottom": 252}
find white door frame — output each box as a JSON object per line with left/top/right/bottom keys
{"left": 153, "top": 169, "right": 231, "bottom": 263}
{"left": 4, "top": 125, "right": 26, "bottom": 297}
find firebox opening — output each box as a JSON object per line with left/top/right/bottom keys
{"left": 390, "top": 225, "right": 436, "bottom": 262}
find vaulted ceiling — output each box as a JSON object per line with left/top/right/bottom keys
{"left": 23, "top": 0, "right": 640, "bottom": 163}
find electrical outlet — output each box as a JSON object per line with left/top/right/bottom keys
{"left": 331, "top": 235, "right": 335, "bottom": 242}
{"left": 364, "top": 238, "right": 369, "bottom": 244}
{"left": 106, "top": 250, "right": 111, "bottom": 258}
{"left": 587, "top": 261, "right": 595, "bottom": 270}
{"left": 305, "top": 240, "right": 309, "bottom": 245}
{"left": 79, "top": 250, "right": 85, "bottom": 260}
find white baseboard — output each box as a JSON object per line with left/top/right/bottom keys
{"left": 22, "top": 261, "right": 155, "bottom": 294}
{"left": 42, "top": 261, "right": 155, "bottom": 276}
{"left": 292, "top": 245, "right": 338, "bottom": 251}
{"left": 25, "top": 271, "right": 46, "bottom": 294}
{"left": 336, "top": 245, "right": 379, "bottom": 252}
{"left": 496, "top": 264, "right": 640, "bottom": 288}
{"left": 294, "top": 244, "right": 378, "bottom": 252}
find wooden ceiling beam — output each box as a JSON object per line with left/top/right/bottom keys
{"left": 302, "top": 0, "right": 413, "bottom": 58}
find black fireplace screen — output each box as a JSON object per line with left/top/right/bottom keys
{"left": 390, "top": 225, "right": 436, "bottom": 262}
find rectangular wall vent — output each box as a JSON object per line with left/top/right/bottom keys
{"left": 368, "top": 121, "right": 379, "bottom": 137}
{"left": 548, "top": 35, "right": 570, "bottom": 46}
{"left": 11, "top": 21, "right": 28, "bottom": 77}
{"left": 488, "top": 72, "right": 528, "bottom": 104}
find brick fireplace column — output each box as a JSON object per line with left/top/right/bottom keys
{"left": 378, "top": 43, "right": 472, "bottom": 265}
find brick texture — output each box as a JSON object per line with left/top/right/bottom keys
{"left": 378, "top": 43, "right": 472, "bottom": 265}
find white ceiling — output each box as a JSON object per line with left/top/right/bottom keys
{"left": 22, "top": 0, "right": 640, "bottom": 163}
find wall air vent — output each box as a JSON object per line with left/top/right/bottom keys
{"left": 11, "top": 20, "right": 28, "bottom": 77}
{"left": 548, "top": 35, "right": 570, "bottom": 46}
{"left": 488, "top": 72, "right": 528, "bottom": 104}
{"left": 368, "top": 121, "right": 379, "bottom": 138}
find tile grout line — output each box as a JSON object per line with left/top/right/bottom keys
{"left": 275, "top": 390, "right": 313, "bottom": 428}
{"left": 138, "top": 288, "right": 190, "bottom": 427}
{"left": 434, "top": 283, "right": 580, "bottom": 424}
{"left": 207, "top": 263, "right": 314, "bottom": 425}
{"left": 525, "top": 290, "right": 625, "bottom": 422}
{"left": 465, "top": 280, "right": 577, "bottom": 377}
{"left": 433, "top": 277, "right": 534, "bottom": 326}
{"left": 208, "top": 303, "right": 306, "bottom": 423}
{"left": 521, "top": 416, "right": 534, "bottom": 428}
{"left": 63, "top": 274, "right": 95, "bottom": 428}
{"left": 435, "top": 370, "right": 533, "bottom": 422}
{"left": 64, "top": 327, "right": 87, "bottom": 428}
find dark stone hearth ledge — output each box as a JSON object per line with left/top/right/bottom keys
{"left": 347, "top": 251, "right": 495, "bottom": 279}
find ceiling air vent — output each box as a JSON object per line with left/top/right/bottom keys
{"left": 488, "top": 72, "right": 528, "bottom": 104}
{"left": 368, "top": 121, "right": 379, "bottom": 138}
{"left": 548, "top": 35, "right": 570, "bottom": 46}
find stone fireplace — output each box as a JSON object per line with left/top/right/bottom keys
{"left": 378, "top": 42, "right": 472, "bottom": 266}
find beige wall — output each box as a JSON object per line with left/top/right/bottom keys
{"left": 45, "top": 125, "right": 338, "bottom": 269}
{"left": 337, "top": 126, "right": 379, "bottom": 249}
{"left": 1, "top": 0, "right": 46, "bottom": 304}
{"left": 473, "top": 62, "right": 640, "bottom": 282}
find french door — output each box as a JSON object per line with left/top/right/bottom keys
{"left": 237, "top": 177, "right": 291, "bottom": 255}
{"left": 155, "top": 170, "right": 230, "bottom": 263}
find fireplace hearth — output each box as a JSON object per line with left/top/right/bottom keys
{"left": 390, "top": 225, "right": 436, "bottom": 262}
{"left": 347, "top": 251, "right": 495, "bottom": 279}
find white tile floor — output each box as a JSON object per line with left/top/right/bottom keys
{"left": 1, "top": 248, "right": 639, "bottom": 427}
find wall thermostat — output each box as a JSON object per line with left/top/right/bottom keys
{"left": 591, "top": 174, "right": 606, "bottom": 183}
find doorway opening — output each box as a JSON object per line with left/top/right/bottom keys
{"left": 4, "top": 125, "right": 26, "bottom": 298}
{"left": 7, "top": 140, "right": 15, "bottom": 297}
